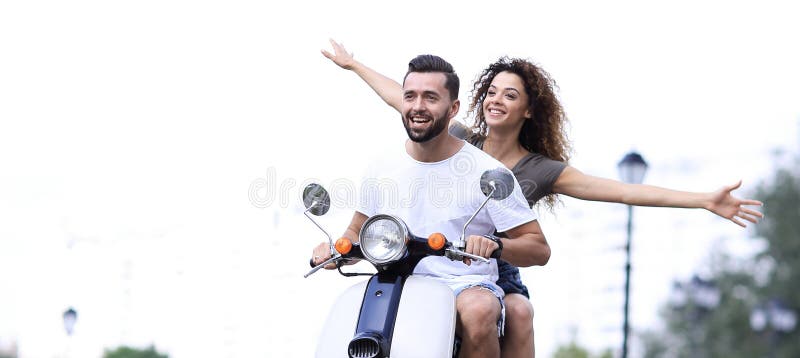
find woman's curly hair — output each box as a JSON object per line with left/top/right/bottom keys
{"left": 466, "top": 57, "right": 572, "bottom": 210}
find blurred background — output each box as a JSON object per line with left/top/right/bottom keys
{"left": 1, "top": 0, "right": 798, "bottom": 357}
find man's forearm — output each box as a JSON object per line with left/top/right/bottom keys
{"left": 500, "top": 234, "right": 551, "bottom": 267}
{"left": 342, "top": 227, "right": 360, "bottom": 243}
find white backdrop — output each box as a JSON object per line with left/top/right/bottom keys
{"left": 1, "top": 0, "right": 798, "bottom": 356}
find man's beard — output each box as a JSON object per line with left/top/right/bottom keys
{"left": 403, "top": 110, "right": 449, "bottom": 143}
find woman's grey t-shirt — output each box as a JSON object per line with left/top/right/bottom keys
{"left": 449, "top": 123, "right": 566, "bottom": 293}
{"left": 449, "top": 123, "right": 567, "bottom": 207}
{"left": 510, "top": 152, "right": 567, "bottom": 207}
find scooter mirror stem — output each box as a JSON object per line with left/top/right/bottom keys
{"left": 458, "top": 182, "right": 497, "bottom": 248}
{"left": 304, "top": 203, "right": 336, "bottom": 255}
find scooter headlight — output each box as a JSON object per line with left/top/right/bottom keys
{"left": 359, "top": 215, "right": 409, "bottom": 265}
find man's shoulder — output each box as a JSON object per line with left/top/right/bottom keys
{"left": 457, "top": 142, "right": 507, "bottom": 170}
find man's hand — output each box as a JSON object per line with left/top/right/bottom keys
{"left": 311, "top": 242, "right": 337, "bottom": 270}
{"left": 462, "top": 235, "right": 500, "bottom": 265}
{"left": 321, "top": 38, "right": 356, "bottom": 70}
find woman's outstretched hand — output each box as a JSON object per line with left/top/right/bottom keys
{"left": 321, "top": 38, "right": 356, "bottom": 70}
{"left": 706, "top": 180, "right": 763, "bottom": 227}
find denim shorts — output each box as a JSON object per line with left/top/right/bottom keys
{"left": 496, "top": 259, "right": 530, "bottom": 299}
{"left": 452, "top": 281, "right": 506, "bottom": 337}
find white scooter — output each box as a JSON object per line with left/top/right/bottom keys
{"left": 302, "top": 169, "right": 515, "bottom": 358}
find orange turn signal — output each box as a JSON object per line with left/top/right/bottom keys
{"left": 335, "top": 237, "right": 352, "bottom": 255}
{"left": 428, "top": 233, "right": 446, "bottom": 250}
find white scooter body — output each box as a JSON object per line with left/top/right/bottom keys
{"left": 315, "top": 275, "right": 456, "bottom": 357}
{"left": 302, "top": 169, "right": 514, "bottom": 358}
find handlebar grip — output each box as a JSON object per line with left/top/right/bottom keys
{"left": 490, "top": 249, "right": 501, "bottom": 259}
{"left": 309, "top": 258, "right": 316, "bottom": 268}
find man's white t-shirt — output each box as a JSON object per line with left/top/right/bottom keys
{"left": 356, "top": 140, "right": 538, "bottom": 291}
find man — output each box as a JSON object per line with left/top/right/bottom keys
{"left": 312, "top": 54, "right": 550, "bottom": 358}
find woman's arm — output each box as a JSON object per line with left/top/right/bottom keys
{"left": 552, "top": 166, "right": 763, "bottom": 227}
{"left": 321, "top": 39, "right": 403, "bottom": 113}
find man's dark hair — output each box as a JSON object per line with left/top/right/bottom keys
{"left": 403, "top": 54, "right": 460, "bottom": 101}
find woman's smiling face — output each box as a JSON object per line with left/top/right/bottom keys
{"left": 482, "top": 71, "right": 531, "bottom": 130}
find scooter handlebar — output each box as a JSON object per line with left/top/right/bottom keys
{"left": 304, "top": 255, "right": 341, "bottom": 278}
{"left": 445, "top": 247, "right": 491, "bottom": 264}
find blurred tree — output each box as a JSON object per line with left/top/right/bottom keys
{"left": 641, "top": 157, "right": 800, "bottom": 357}
{"left": 639, "top": 330, "right": 669, "bottom": 358}
{"left": 103, "top": 345, "right": 168, "bottom": 358}
{"left": 553, "top": 342, "right": 590, "bottom": 358}
{"left": 552, "top": 341, "right": 612, "bottom": 358}
{"left": 750, "top": 164, "right": 800, "bottom": 358}
{"left": 0, "top": 340, "right": 17, "bottom": 358}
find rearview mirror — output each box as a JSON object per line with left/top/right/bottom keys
{"left": 302, "top": 183, "right": 331, "bottom": 216}
{"left": 457, "top": 168, "right": 517, "bottom": 250}
{"left": 479, "top": 168, "right": 515, "bottom": 201}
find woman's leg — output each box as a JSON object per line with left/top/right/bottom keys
{"left": 496, "top": 260, "right": 535, "bottom": 357}
{"left": 501, "top": 293, "right": 535, "bottom": 358}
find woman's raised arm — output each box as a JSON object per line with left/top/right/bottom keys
{"left": 321, "top": 39, "right": 403, "bottom": 113}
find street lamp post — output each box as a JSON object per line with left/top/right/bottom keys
{"left": 617, "top": 151, "right": 648, "bottom": 358}
{"left": 750, "top": 299, "right": 797, "bottom": 358}
{"left": 63, "top": 307, "right": 77, "bottom": 358}
{"left": 63, "top": 307, "right": 77, "bottom": 336}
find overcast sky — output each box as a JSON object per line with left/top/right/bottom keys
{"left": 1, "top": 0, "right": 798, "bottom": 357}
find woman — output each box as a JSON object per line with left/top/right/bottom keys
{"left": 321, "top": 39, "right": 763, "bottom": 358}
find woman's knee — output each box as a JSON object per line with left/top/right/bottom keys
{"left": 505, "top": 294, "right": 534, "bottom": 329}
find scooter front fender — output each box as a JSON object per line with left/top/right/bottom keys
{"left": 390, "top": 275, "right": 456, "bottom": 357}
{"left": 316, "top": 280, "right": 368, "bottom": 357}
{"left": 315, "top": 276, "right": 456, "bottom": 357}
